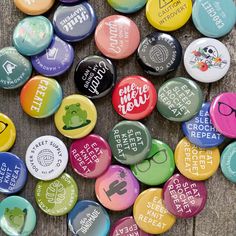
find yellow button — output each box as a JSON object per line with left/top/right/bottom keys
{"left": 0, "top": 113, "right": 16, "bottom": 152}
{"left": 133, "top": 188, "right": 176, "bottom": 234}
{"left": 54, "top": 95, "right": 97, "bottom": 139}
{"left": 175, "top": 137, "right": 220, "bottom": 181}
{"left": 146, "top": 0, "right": 192, "bottom": 31}
{"left": 14, "top": 0, "right": 55, "bottom": 15}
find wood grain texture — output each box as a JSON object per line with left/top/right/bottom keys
{"left": 0, "top": 0, "right": 235, "bottom": 235}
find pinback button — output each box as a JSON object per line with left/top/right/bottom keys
{"left": 70, "top": 134, "right": 112, "bottom": 178}
{"left": 221, "top": 142, "right": 236, "bottom": 183}
{"left": 13, "top": 16, "right": 53, "bottom": 56}
{"left": 175, "top": 137, "right": 220, "bottom": 181}
{"left": 26, "top": 136, "right": 68, "bottom": 181}
{"left": 0, "top": 196, "right": 36, "bottom": 236}
{"left": 53, "top": 2, "right": 97, "bottom": 42}
{"left": 108, "top": 121, "right": 152, "bottom": 165}
{"left": 20, "top": 76, "right": 63, "bottom": 118}
{"left": 60, "top": 0, "right": 82, "bottom": 3}
{"left": 74, "top": 55, "right": 116, "bottom": 99}
{"left": 157, "top": 77, "right": 203, "bottom": 122}
{"left": 146, "top": 0, "right": 192, "bottom": 31}
{"left": 0, "top": 47, "right": 32, "bottom": 89}
{"left": 192, "top": 0, "right": 236, "bottom": 38}
{"left": 184, "top": 38, "right": 230, "bottom": 83}
{"left": 137, "top": 32, "right": 182, "bottom": 76}
{"left": 133, "top": 188, "right": 176, "bottom": 234}
{"left": 210, "top": 93, "right": 236, "bottom": 138}
{"left": 68, "top": 200, "right": 110, "bottom": 236}
{"left": 35, "top": 173, "right": 78, "bottom": 216}
{"left": 182, "top": 102, "right": 225, "bottom": 148}
{"left": 0, "top": 113, "right": 16, "bottom": 152}
{"left": 95, "top": 165, "right": 140, "bottom": 211}
{"left": 0, "top": 152, "right": 27, "bottom": 194}
{"left": 131, "top": 139, "right": 175, "bottom": 186}
{"left": 95, "top": 15, "right": 140, "bottom": 59}
{"left": 31, "top": 35, "right": 74, "bottom": 77}
{"left": 112, "top": 76, "right": 157, "bottom": 120}
{"left": 163, "top": 174, "right": 207, "bottom": 218}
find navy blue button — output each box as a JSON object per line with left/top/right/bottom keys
{"left": 0, "top": 152, "right": 28, "bottom": 194}
{"left": 53, "top": 3, "right": 97, "bottom": 42}
{"left": 182, "top": 102, "right": 225, "bottom": 148}
{"left": 68, "top": 200, "right": 110, "bottom": 235}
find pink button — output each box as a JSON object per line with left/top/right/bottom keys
{"left": 210, "top": 92, "right": 236, "bottom": 138}
{"left": 70, "top": 134, "right": 112, "bottom": 178}
{"left": 95, "top": 165, "right": 140, "bottom": 211}
{"left": 95, "top": 15, "right": 140, "bottom": 59}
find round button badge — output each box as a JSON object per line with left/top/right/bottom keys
{"left": 137, "top": 32, "right": 182, "bottom": 76}
{"left": 108, "top": 121, "right": 152, "bottom": 165}
{"left": 157, "top": 77, "right": 203, "bottom": 122}
{"left": 54, "top": 95, "right": 97, "bottom": 139}
{"left": 13, "top": 16, "right": 53, "bottom": 56}
{"left": 175, "top": 137, "right": 220, "bottom": 181}
{"left": 95, "top": 15, "right": 140, "bottom": 59}
{"left": 35, "top": 173, "right": 78, "bottom": 216}
{"left": 60, "top": 0, "right": 82, "bottom": 3}
{"left": 163, "top": 174, "right": 207, "bottom": 218}
{"left": 20, "top": 76, "right": 63, "bottom": 118}
{"left": 112, "top": 76, "right": 157, "bottom": 120}
{"left": 95, "top": 165, "right": 140, "bottom": 211}
{"left": 70, "top": 134, "right": 112, "bottom": 178}
{"left": 184, "top": 38, "right": 230, "bottom": 83}
{"left": 74, "top": 55, "right": 116, "bottom": 99}
{"left": 0, "top": 47, "right": 32, "bottom": 89}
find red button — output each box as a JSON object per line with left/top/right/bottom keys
{"left": 112, "top": 75, "right": 157, "bottom": 120}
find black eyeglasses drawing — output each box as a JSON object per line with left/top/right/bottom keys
{"left": 0, "top": 121, "right": 8, "bottom": 134}
{"left": 218, "top": 102, "right": 236, "bottom": 117}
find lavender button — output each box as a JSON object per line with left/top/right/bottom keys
{"left": 60, "top": 0, "right": 81, "bottom": 3}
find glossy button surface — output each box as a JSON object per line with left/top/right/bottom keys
{"left": 112, "top": 76, "right": 157, "bottom": 120}
{"left": 210, "top": 93, "right": 236, "bottom": 138}
{"left": 184, "top": 38, "right": 230, "bottom": 83}
{"left": 54, "top": 94, "right": 97, "bottom": 139}
{"left": 133, "top": 188, "right": 176, "bottom": 234}
{"left": 131, "top": 139, "right": 175, "bottom": 186}
{"left": 13, "top": 16, "right": 53, "bottom": 56}
{"left": 175, "top": 137, "right": 220, "bottom": 180}
{"left": 0, "top": 47, "right": 32, "bottom": 89}
{"left": 20, "top": 76, "right": 63, "bottom": 118}
{"left": 95, "top": 15, "right": 140, "bottom": 59}
{"left": 95, "top": 165, "right": 140, "bottom": 211}
{"left": 68, "top": 200, "right": 110, "bottom": 236}
{"left": 108, "top": 121, "right": 152, "bottom": 165}
{"left": 137, "top": 32, "right": 182, "bottom": 76}
{"left": 163, "top": 174, "right": 207, "bottom": 218}
{"left": 146, "top": 0, "right": 192, "bottom": 31}
{"left": 74, "top": 55, "right": 116, "bottom": 99}
{"left": 35, "top": 173, "right": 78, "bottom": 216}
{"left": 157, "top": 77, "right": 203, "bottom": 122}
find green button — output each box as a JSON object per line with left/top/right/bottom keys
{"left": 131, "top": 139, "right": 175, "bottom": 185}
{"left": 35, "top": 173, "right": 78, "bottom": 216}
{"left": 157, "top": 77, "right": 203, "bottom": 122}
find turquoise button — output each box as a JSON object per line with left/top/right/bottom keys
{"left": 192, "top": 0, "right": 236, "bottom": 38}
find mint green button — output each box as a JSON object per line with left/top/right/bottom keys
{"left": 131, "top": 139, "right": 175, "bottom": 185}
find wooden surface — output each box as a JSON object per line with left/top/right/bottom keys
{"left": 0, "top": 0, "right": 236, "bottom": 235}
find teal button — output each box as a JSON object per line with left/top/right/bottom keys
{"left": 13, "top": 16, "right": 53, "bottom": 56}
{"left": 0, "top": 196, "right": 36, "bottom": 236}
{"left": 192, "top": 0, "right": 236, "bottom": 38}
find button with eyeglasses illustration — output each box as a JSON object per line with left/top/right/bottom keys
{"left": 218, "top": 102, "right": 236, "bottom": 117}
{"left": 0, "top": 121, "right": 8, "bottom": 134}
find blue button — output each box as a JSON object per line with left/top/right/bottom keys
{"left": 68, "top": 200, "right": 110, "bottom": 235}
{"left": 192, "top": 0, "right": 236, "bottom": 38}
{"left": 0, "top": 152, "right": 28, "bottom": 194}
{"left": 182, "top": 102, "right": 225, "bottom": 148}
{"left": 53, "top": 3, "right": 97, "bottom": 42}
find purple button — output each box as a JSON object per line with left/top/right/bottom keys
{"left": 60, "top": 0, "right": 81, "bottom": 3}
{"left": 70, "top": 134, "right": 112, "bottom": 178}
{"left": 210, "top": 92, "right": 236, "bottom": 138}
{"left": 31, "top": 35, "right": 74, "bottom": 77}
{"left": 163, "top": 174, "right": 207, "bottom": 218}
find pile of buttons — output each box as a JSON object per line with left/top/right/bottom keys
{"left": 0, "top": 0, "right": 236, "bottom": 235}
